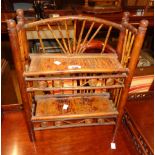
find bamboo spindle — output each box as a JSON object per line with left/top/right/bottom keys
{"left": 57, "top": 23, "right": 69, "bottom": 53}
{"left": 76, "top": 20, "right": 86, "bottom": 54}
{"left": 114, "top": 88, "right": 120, "bottom": 106}
{"left": 47, "top": 24, "right": 67, "bottom": 54}
{"left": 121, "top": 29, "right": 128, "bottom": 66}
{"left": 116, "top": 88, "right": 122, "bottom": 108}
{"left": 64, "top": 20, "right": 72, "bottom": 54}
{"left": 125, "top": 31, "right": 132, "bottom": 53}
{"left": 112, "top": 20, "right": 149, "bottom": 142}
{"left": 72, "top": 76, "right": 74, "bottom": 95}
{"left": 7, "top": 20, "right": 36, "bottom": 141}
{"left": 73, "top": 20, "right": 77, "bottom": 52}
{"left": 81, "top": 24, "right": 103, "bottom": 53}
{"left": 124, "top": 34, "right": 135, "bottom": 67}
{"left": 113, "top": 88, "right": 117, "bottom": 100}
{"left": 101, "top": 26, "right": 112, "bottom": 54}
{"left": 122, "top": 32, "right": 135, "bottom": 68}
{"left": 36, "top": 26, "right": 45, "bottom": 53}
{"left": 122, "top": 31, "right": 132, "bottom": 67}
{"left": 78, "top": 22, "right": 95, "bottom": 53}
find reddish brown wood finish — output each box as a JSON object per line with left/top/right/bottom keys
{"left": 2, "top": 111, "right": 139, "bottom": 155}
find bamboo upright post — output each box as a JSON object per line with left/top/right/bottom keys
{"left": 7, "top": 20, "right": 36, "bottom": 141}
{"left": 16, "top": 9, "right": 30, "bottom": 67}
{"left": 112, "top": 19, "right": 149, "bottom": 142}
{"left": 116, "top": 12, "right": 129, "bottom": 61}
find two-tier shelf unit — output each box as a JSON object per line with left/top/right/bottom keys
{"left": 7, "top": 9, "right": 148, "bottom": 142}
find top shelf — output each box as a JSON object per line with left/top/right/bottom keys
{"left": 24, "top": 53, "right": 128, "bottom": 76}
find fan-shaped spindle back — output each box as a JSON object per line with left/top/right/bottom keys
{"left": 27, "top": 18, "right": 116, "bottom": 55}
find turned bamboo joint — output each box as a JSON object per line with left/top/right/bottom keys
{"left": 138, "top": 20, "right": 149, "bottom": 31}
{"left": 7, "top": 19, "right": 16, "bottom": 31}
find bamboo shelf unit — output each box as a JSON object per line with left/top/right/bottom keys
{"left": 25, "top": 53, "right": 126, "bottom": 130}
{"left": 7, "top": 9, "right": 148, "bottom": 142}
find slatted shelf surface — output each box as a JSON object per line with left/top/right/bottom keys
{"left": 32, "top": 96, "right": 118, "bottom": 121}
{"left": 24, "top": 54, "right": 127, "bottom": 76}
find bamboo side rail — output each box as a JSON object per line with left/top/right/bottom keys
{"left": 25, "top": 74, "right": 127, "bottom": 81}
{"left": 34, "top": 93, "right": 110, "bottom": 99}
{"left": 24, "top": 15, "right": 122, "bottom": 30}
{"left": 28, "top": 53, "right": 119, "bottom": 58}
{"left": 23, "top": 69, "right": 128, "bottom": 77}
{"left": 33, "top": 121, "right": 116, "bottom": 131}
{"left": 26, "top": 84, "right": 124, "bottom": 92}
{"left": 32, "top": 113, "right": 118, "bottom": 121}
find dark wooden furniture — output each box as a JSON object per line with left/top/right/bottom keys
{"left": 122, "top": 0, "right": 154, "bottom": 11}
{"left": 1, "top": 59, "right": 21, "bottom": 111}
{"left": 7, "top": 9, "right": 148, "bottom": 142}
{"left": 123, "top": 92, "right": 154, "bottom": 155}
{"left": 75, "top": 0, "right": 122, "bottom": 14}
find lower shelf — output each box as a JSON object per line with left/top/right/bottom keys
{"left": 32, "top": 96, "right": 118, "bottom": 130}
